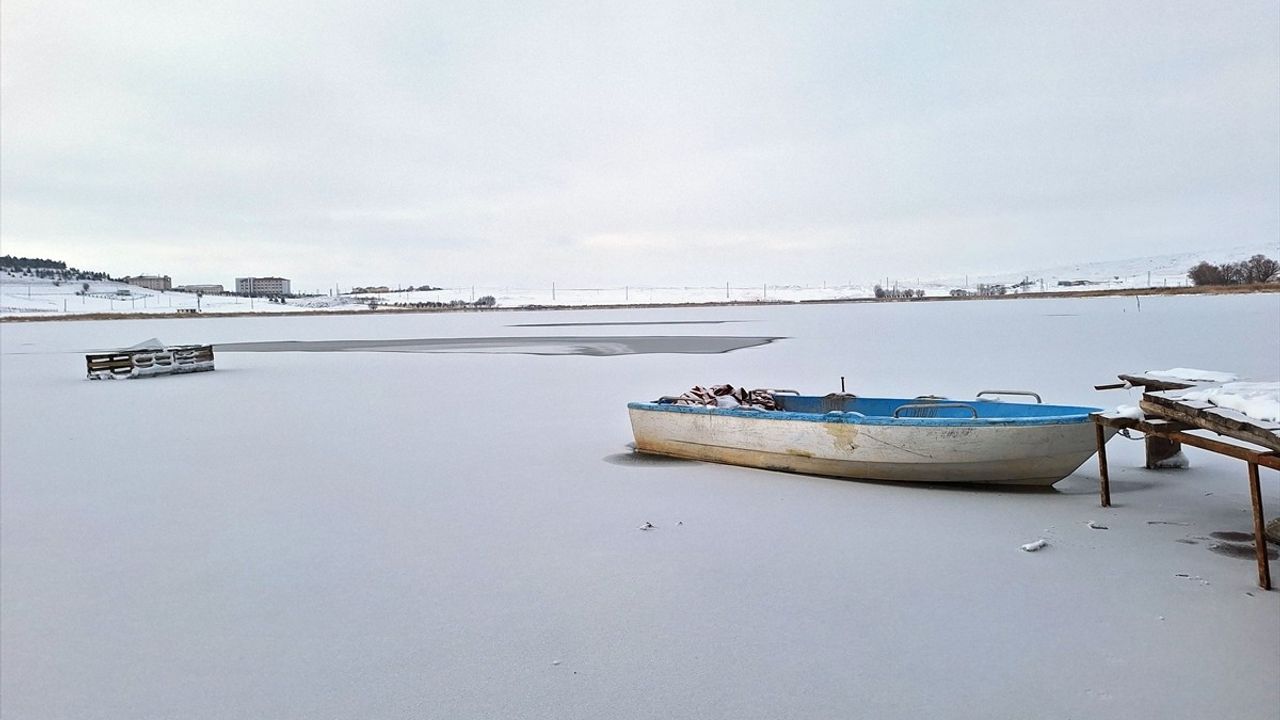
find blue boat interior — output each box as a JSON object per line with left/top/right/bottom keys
{"left": 774, "top": 395, "right": 1100, "bottom": 419}
{"left": 638, "top": 394, "right": 1102, "bottom": 425}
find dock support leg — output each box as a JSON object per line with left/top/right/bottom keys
{"left": 1144, "top": 436, "right": 1182, "bottom": 469}
{"left": 1095, "top": 421, "right": 1111, "bottom": 508}
{"left": 1247, "top": 462, "right": 1271, "bottom": 591}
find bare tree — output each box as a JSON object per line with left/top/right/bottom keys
{"left": 1244, "top": 254, "right": 1279, "bottom": 283}
{"left": 1187, "top": 261, "right": 1225, "bottom": 286}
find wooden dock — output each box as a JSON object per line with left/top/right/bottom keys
{"left": 1093, "top": 374, "right": 1279, "bottom": 589}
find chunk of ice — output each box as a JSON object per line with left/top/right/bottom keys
{"left": 1020, "top": 539, "right": 1048, "bottom": 552}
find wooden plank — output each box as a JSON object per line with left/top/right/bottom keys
{"left": 1091, "top": 414, "right": 1194, "bottom": 433}
{"left": 1117, "top": 373, "right": 1197, "bottom": 392}
{"left": 1140, "top": 393, "right": 1280, "bottom": 452}
{"left": 1091, "top": 413, "right": 1280, "bottom": 469}
{"left": 1145, "top": 390, "right": 1280, "bottom": 431}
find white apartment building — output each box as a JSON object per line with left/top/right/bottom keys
{"left": 235, "top": 277, "right": 291, "bottom": 296}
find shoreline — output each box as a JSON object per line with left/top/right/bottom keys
{"left": 2, "top": 282, "right": 1276, "bottom": 324}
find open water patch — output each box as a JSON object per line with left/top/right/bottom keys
{"left": 508, "top": 320, "right": 745, "bottom": 327}
{"left": 1209, "top": 531, "right": 1255, "bottom": 542}
{"left": 216, "top": 335, "right": 783, "bottom": 356}
{"left": 1207, "top": 541, "right": 1278, "bottom": 561}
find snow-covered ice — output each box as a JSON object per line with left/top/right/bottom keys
{"left": 2, "top": 292, "right": 1278, "bottom": 719}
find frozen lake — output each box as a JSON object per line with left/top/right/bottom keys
{"left": 2, "top": 293, "right": 1278, "bottom": 719}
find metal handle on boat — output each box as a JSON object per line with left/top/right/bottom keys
{"left": 976, "top": 390, "right": 1042, "bottom": 403}
{"left": 893, "top": 403, "right": 978, "bottom": 418}
{"left": 766, "top": 389, "right": 800, "bottom": 395}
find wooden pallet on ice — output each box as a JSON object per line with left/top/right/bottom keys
{"left": 86, "top": 344, "right": 215, "bottom": 380}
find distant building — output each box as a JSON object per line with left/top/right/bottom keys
{"left": 177, "top": 284, "right": 225, "bottom": 294}
{"left": 235, "top": 277, "right": 291, "bottom": 296}
{"left": 352, "top": 286, "right": 391, "bottom": 293}
{"left": 123, "top": 275, "right": 172, "bottom": 291}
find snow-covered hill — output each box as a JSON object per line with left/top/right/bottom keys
{"left": 2, "top": 242, "right": 1275, "bottom": 318}
{"left": 0, "top": 274, "right": 373, "bottom": 317}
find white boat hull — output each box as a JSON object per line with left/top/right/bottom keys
{"left": 629, "top": 406, "right": 1111, "bottom": 486}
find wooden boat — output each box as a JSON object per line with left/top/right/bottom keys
{"left": 628, "top": 391, "right": 1114, "bottom": 486}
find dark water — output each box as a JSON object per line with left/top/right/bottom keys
{"left": 1204, "top": 531, "right": 1278, "bottom": 560}
{"left": 508, "top": 320, "right": 744, "bottom": 327}
{"left": 216, "top": 335, "right": 783, "bottom": 356}
{"left": 1207, "top": 542, "right": 1278, "bottom": 561}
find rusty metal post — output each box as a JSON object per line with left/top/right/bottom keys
{"left": 1247, "top": 462, "right": 1271, "bottom": 590}
{"left": 1095, "top": 421, "right": 1111, "bottom": 507}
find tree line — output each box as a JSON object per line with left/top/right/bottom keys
{"left": 1, "top": 255, "right": 110, "bottom": 281}
{"left": 1187, "top": 254, "right": 1278, "bottom": 286}
{"left": 389, "top": 295, "right": 497, "bottom": 309}
{"left": 0, "top": 255, "right": 66, "bottom": 270}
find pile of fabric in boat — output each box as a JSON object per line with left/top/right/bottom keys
{"left": 669, "top": 384, "right": 779, "bottom": 410}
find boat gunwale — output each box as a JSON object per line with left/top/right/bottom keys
{"left": 626, "top": 399, "right": 1102, "bottom": 427}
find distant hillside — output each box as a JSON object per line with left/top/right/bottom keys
{"left": 927, "top": 243, "right": 1280, "bottom": 292}
{"left": 0, "top": 255, "right": 111, "bottom": 281}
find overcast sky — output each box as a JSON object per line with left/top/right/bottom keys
{"left": 2, "top": 1, "right": 1277, "bottom": 291}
